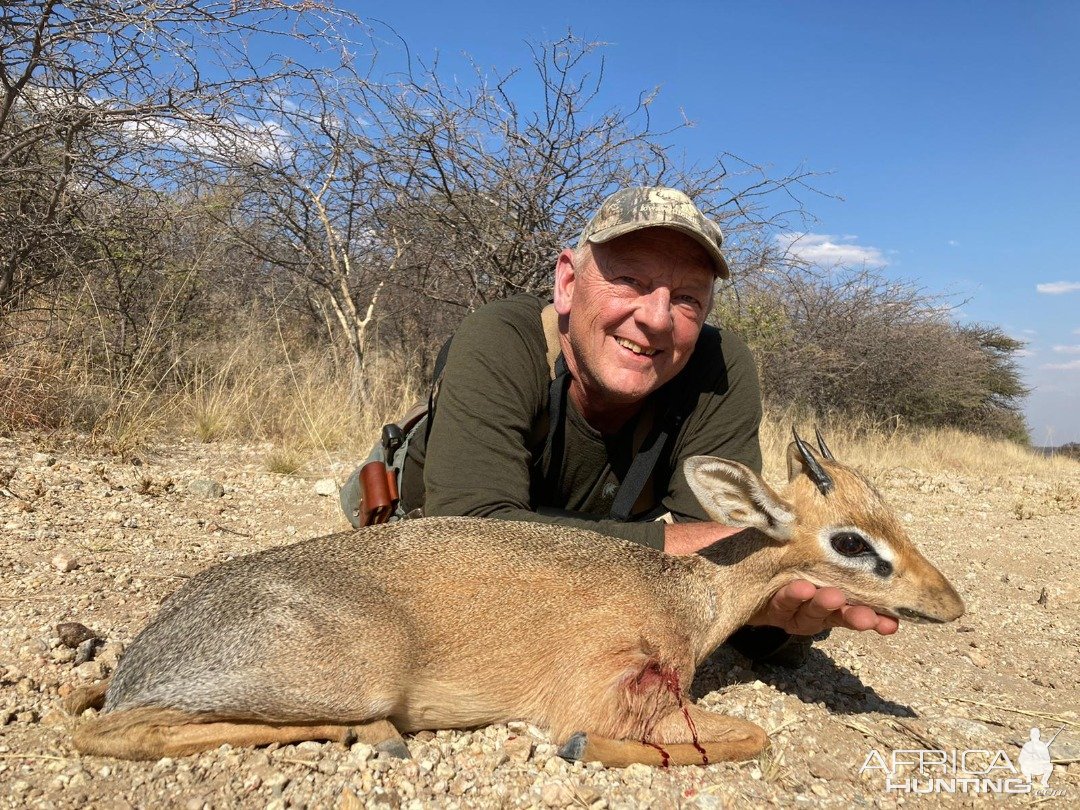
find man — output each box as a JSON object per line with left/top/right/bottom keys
{"left": 351, "top": 187, "right": 897, "bottom": 665}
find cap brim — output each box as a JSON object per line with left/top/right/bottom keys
{"left": 586, "top": 222, "right": 731, "bottom": 279}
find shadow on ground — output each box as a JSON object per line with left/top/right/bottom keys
{"left": 691, "top": 643, "right": 917, "bottom": 718}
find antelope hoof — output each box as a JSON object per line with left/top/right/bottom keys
{"left": 374, "top": 738, "right": 412, "bottom": 759}
{"left": 557, "top": 732, "right": 589, "bottom": 763}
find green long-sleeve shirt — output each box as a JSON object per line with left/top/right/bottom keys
{"left": 399, "top": 294, "right": 763, "bottom": 549}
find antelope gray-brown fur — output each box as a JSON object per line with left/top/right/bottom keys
{"left": 69, "top": 438, "right": 964, "bottom": 766}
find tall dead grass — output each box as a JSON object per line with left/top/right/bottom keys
{"left": 4, "top": 321, "right": 1075, "bottom": 482}
{"left": 759, "top": 407, "right": 1080, "bottom": 485}
{"left": 176, "top": 333, "right": 422, "bottom": 472}
{"left": 1, "top": 318, "right": 422, "bottom": 471}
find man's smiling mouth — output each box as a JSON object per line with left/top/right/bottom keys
{"left": 615, "top": 337, "right": 659, "bottom": 357}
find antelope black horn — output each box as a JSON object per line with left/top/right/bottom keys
{"left": 793, "top": 427, "right": 834, "bottom": 495}
{"left": 814, "top": 426, "right": 835, "bottom": 460}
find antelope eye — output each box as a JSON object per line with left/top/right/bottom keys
{"left": 831, "top": 532, "right": 872, "bottom": 557}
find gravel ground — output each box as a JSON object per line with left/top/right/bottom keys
{"left": 1, "top": 433, "right": 1078, "bottom": 809}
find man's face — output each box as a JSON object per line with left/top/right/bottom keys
{"left": 554, "top": 227, "right": 715, "bottom": 413}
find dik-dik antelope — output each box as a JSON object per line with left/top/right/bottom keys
{"left": 68, "top": 431, "right": 963, "bottom": 767}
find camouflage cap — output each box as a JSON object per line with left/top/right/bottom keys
{"left": 578, "top": 187, "right": 731, "bottom": 279}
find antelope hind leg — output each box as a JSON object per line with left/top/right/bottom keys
{"left": 558, "top": 705, "right": 767, "bottom": 768}
{"left": 63, "top": 680, "right": 110, "bottom": 715}
{"left": 74, "top": 708, "right": 410, "bottom": 761}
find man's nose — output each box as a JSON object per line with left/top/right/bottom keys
{"left": 636, "top": 286, "right": 673, "bottom": 332}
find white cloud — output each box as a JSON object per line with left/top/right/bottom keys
{"left": 122, "top": 115, "right": 292, "bottom": 165}
{"left": 947, "top": 239, "right": 960, "bottom": 247}
{"left": 1052, "top": 345, "right": 1080, "bottom": 354}
{"left": 1014, "top": 348, "right": 1036, "bottom": 358}
{"left": 1036, "top": 281, "right": 1080, "bottom": 295}
{"left": 1041, "top": 359, "right": 1080, "bottom": 371}
{"left": 774, "top": 232, "right": 888, "bottom": 268}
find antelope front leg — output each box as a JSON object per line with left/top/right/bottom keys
{"left": 558, "top": 704, "right": 767, "bottom": 768}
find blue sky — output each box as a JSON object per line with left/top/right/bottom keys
{"left": 326, "top": 1, "right": 1080, "bottom": 442}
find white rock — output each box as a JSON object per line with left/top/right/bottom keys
{"left": 540, "top": 781, "right": 576, "bottom": 808}
{"left": 314, "top": 478, "right": 338, "bottom": 496}
{"left": 51, "top": 552, "right": 80, "bottom": 572}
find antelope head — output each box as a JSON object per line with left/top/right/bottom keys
{"left": 684, "top": 428, "right": 965, "bottom": 625}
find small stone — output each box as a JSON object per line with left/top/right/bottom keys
{"left": 264, "top": 772, "right": 289, "bottom": 798}
{"left": 103, "top": 510, "right": 123, "bottom": 524}
{"left": 74, "top": 637, "right": 101, "bottom": 666}
{"left": 338, "top": 789, "right": 363, "bottom": 810}
{"left": 96, "top": 642, "right": 124, "bottom": 669}
{"left": 51, "top": 647, "right": 76, "bottom": 664}
{"left": 350, "top": 742, "right": 374, "bottom": 763}
{"left": 76, "top": 660, "right": 106, "bottom": 680}
{"left": 623, "top": 762, "right": 652, "bottom": 780}
{"left": 809, "top": 753, "right": 855, "bottom": 782}
{"left": 965, "top": 650, "right": 990, "bottom": 669}
{"left": 51, "top": 552, "right": 80, "bottom": 572}
{"left": 576, "top": 786, "right": 602, "bottom": 805}
{"left": 811, "top": 783, "right": 829, "bottom": 798}
{"left": 937, "top": 716, "right": 995, "bottom": 741}
{"left": 33, "top": 453, "right": 57, "bottom": 466}
{"left": 540, "top": 781, "right": 576, "bottom": 808}
{"left": 39, "top": 709, "right": 68, "bottom": 728}
{"left": 1037, "top": 587, "right": 1049, "bottom": 607}
{"left": 448, "top": 776, "right": 474, "bottom": 796}
{"left": 503, "top": 735, "right": 533, "bottom": 764}
{"left": 188, "top": 479, "right": 224, "bottom": 499}
{"left": 368, "top": 788, "right": 399, "bottom": 808}
{"left": 57, "top": 622, "right": 98, "bottom": 649}
{"left": 314, "top": 478, "right": 338, "bottom": 496}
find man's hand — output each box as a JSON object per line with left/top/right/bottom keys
{"left": 749, "top": 580, "right": 900, "bottom": 636}
{"left": 663, "top": 521, "right": 744, "bottom": 556}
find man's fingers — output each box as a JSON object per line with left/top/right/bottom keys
{"left": 831, "top": 605, "right": 903, "bottom": 635}
{"left": 874, "top": 616, "right": 901, "bottom": 635}
{"left": 832, "top": 604, "right": 879, "bottom": 631}
{"left": 797, "top": 587, "right": 847, "bottom": 623}
{"left": 768, "top": 580, "right": 818, "bottom": 617}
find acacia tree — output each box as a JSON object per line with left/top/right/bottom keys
{"left": 715, "top": 262, "right": 1030, "bottom": 439}
{"left": 0, "top": 0, "right": 354, "bottom": 312}
{"left": 216, "top": 33, "right": 820, "bottom": 374}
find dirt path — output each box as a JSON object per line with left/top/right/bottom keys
{"left": 2, "top": 434, "right": 1077, "bottom": 808}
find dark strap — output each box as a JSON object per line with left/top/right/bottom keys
{"left": 424, "top": 336, "right": 455, "bottom": 443}
{"left": 542, "top": 353, "right": 572, "bottom": 496}
{"left": 608, "top": 400, "right": 687, "bottom": 522}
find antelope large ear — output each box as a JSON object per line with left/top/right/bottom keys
{"left": 683, "top": 456, "right": 795, "bottom": 541}
{"left": 786, "top": 441, "right": 807, "bottom": 482}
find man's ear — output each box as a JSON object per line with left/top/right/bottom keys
{"left": 553, "top": 247, "right": 577, "bottom": 316}
{"left": 683, "top": 456, "right": 795, "bottom": 541}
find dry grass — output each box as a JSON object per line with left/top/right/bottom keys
{"left": 4, "top": 321, "right": 1077, "bottom": 482}
{"left": 759, "top": 407, "right": 1080, "bottom": 486}
{"left": 174, "top": 333, "right": 423, "bottom": 473}
{"left": 1, "top": 315, "right": 423, "bottom": 471}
